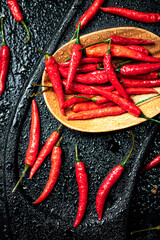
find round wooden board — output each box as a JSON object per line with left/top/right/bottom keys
{"left": 42, "top": 27, "right": 160, "bottom": 132}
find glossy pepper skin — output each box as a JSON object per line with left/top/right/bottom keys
{"left": 12, "top": 100, "right": 40, "bottom": 193}
{"left": 0, "top": 18, "right": 10, "bottom": 95}
{"left": 33, "top": 137, "right": 62, "bottom": 204}
{"left": 108, "top": 35, "right": 153, "bottom": 45}
{"left": 141, "top": 154, "right": 160, "bottom": 174}
{"left": 100, "top": 7, "right": 160, "bottom": 23}
{"left": 30, "top": 124, "right": 62, "bottom": 179}
{"left": 96, "top": 132, "right": 134, "bottom": 221}
{"left": 74, "top": 145, "right": 88, "bottom": 228}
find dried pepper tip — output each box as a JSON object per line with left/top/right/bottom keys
{"left": 20, "top": 20, "right": 30, "bottom": 43}
{"left": 121, "top": 132, "right": 134, "bottom": 168}
{"left": 73, "top": 95, "right": 97, "bottom": 103}
{"left": 56, "top": 124, "right": 63, "bottom": 133}
{"left": 1, "top": 17, "right": 6, "bottom": 47}
{"left": 75, "top": 145, "right": 80, "bottom": 163}
{"left": 11, "top": 164, "right": 30, "bottom": 193}
{"left": 131, "top": 225, "right": 160, "bottom": 235}
{"left": 35, "top": 48, "right": 52, "bottom": 59}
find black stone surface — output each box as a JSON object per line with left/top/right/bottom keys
{"left": 0, "top": 0, "right": 160, "bottom": 240}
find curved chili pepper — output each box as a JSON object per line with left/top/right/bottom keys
{"left": 33, "top": 137, "right": 62, "bottom": 204}
{"left": 72, "top": 102, "right": 115, "bottom": 112}
{"left": 131, "top": 225, "right": 160, "bottom": 235}
{"left": 85, "top": 43, "right": 160, "bottom": 62}
{"left": 66, "top": 23, "right": 82, "bottom": 92}
{"left": 7, "top": 0, "right": 30, "bottom": 43}
{"left": 62, "top": 94, "right": 95, "bottom": 109}
{"left": 100, "top": 7, "right": 160, "bottom": 23}
{"left": 116, "top": 62, "right": 160, "bottom": 76}
{"left": 71, "top": 0, "right": 105, "bottom": 40}
{"left": 36, "top": 49, "right": 65, "bottom": 116}
{"left": 12, "top": 100, "right": 40, "bottom": 193}
{"left": 117, "top": 72, "right": 160, "bottom": 80}
{"left": 0, "top": 18, "right": 10, "bottom": 95}
{"left": 103, "top": 39, "right": 131, "bottom": 101}
{"left": 60, "top": 57, "right": 103, "bottom": 67}
{"left": 121, "top": 78, "right": 160, "bottom": 88}
{"left": 125, "top": 45, "right": 149, "bottom": 56}
{"left": 30, "top": 124, "right": 62, "bottom": 179}
{"left": 141, "top": 154, "right": 160, "bottom": 174}
{"left": 74, "top": 145, "right": 88, "bottom": 227}
{"left": 96, "top": 132, "right": 134, "bottom": 221}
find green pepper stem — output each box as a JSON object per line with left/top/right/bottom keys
{"left": 73, "top": 95, "right": 97, "bottom": 103}
{"left": 158, "top": 72, "right": 160, "bottom": 78}
{"left": 55, "top": 137, "right": 63, "bottom": 147}
{"left": 56, "top": 124, "right": 63, "bottom": 132}
{"left": 80, "top": 39, "right": 108, "bottom": 51}
{"left": 106, "top": 39, "right": 112, "bottom": 55}
{"left": 75, "top": 22, "right": 81, "bottom": 45}
{"left": 121, "top": 132, "right": 134, "bottom": 168}
{"left": 136, "top": 94, "right": 160, "bottom": 105}
{"left": 12, "top": 164, "right": 30, "bottom": 193}
{"left": 140, "top": 112, "right": 160, "bottom": 124}
{"left": 75, "top": 145, "right": 80, "bottom": 163}
{"left": 116, "top": 60, "right": 132, "bottom": 68}
{"left": 1, "top": 17, "right": 6, "bottom": 47}
{"left": 70, "top": 28, "right": 78, "bottom": 41}
{"left": 65, "top": 57, "right": 71, "bottom": 62}
{"left": 20, "top": 20, "right": 30, "bottom": 43}
{"left": 35, "top": 48, "right": 51, "bottom": 59}
{"left": 32, "top": 83, "right": 53, "bottom": 88}
{"left": 131, "top": 225, "right": 160, "bottom": 235}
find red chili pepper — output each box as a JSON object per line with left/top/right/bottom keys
{"left": 62, "top": 94, "right": 95, "bottom": 109}
{"left": 74, "top": 145, "right": 88, "bottom": 227}
{"left": 29, "top": 124, "right": 62, "bottom": 179}
{"left": 116, "top": 62, "right": 160, "bottom": 76}
{"left": 12, "top": 100, "right": 40, "bottom": 193}
{"left": 121, "top": 78, "right": 160, "bottom": 88}
{"left": 62, "top": 79, "right": 115, "bottom": 95}
{"left": 72, "top": 102, "right": 116, "bottom": 112}
{"left": 60, "top": 57, "right": 103, "bottom": 67}
{"left": 66, "top": 23, "right": 82, "bottom": 92}
{"left": 125, "top": 45, "right": 149, "bottom": 56}
{"left": 103, "top": 39, "right": 131, "bottom": 101}
{"left": 7, "top": 0, "right": 30, "bottom": 43}
{"left": 125, "top": 87, "right": 158, "bottom": 95}
{"left": 141, "top": 154, "right": 160, "bottom": 174}
{"left": 96, "top": 132, "right": 134, "bottom": 220}
{"left": 100, "top": 7, "right": 160, "bottom": 23}
{"left": 33, "top": 137, "right": 62, "bottom": 204}
{"left": 85, "top": 43, "right": 160, "bottom": 62}
{"left": 36, "top": 49, "right": 65, "bottom": 116}
{"left": 0, "top": 18, "right": 10, "bottom": 95}
{"left": 117, "top": 72, "right": 160, "bottom": 80}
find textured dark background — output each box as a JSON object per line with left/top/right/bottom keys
{"left": 0, "top": 0, "right": 160, "bottom": 239}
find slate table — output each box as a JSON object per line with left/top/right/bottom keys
{"left": 0, "top": 0, "right": 160, "bottom": 239}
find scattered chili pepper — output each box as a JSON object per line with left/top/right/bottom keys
{"left": 60, "top": 57, "right": 103, "bottom": 67}
{"left": 96, "top": 132, "right": 134, "bottom": 220}
{"left": 72, "top": 102, "right": 116, "bottom": 112}
{"left": 103, "top": 39, "right": 131, "bottom": 101}
{"left": 121, "top": 78, "right": 160, "bottom": 88}
{"left": 66, "top": 23, "right": 82, "bottom": 92}
{"left": 117, "top": 72, "right": 160, "bottom": 80}
{"left": 7, "top": 0, "right": 30, "bottom": 43}
{"left": 36, "top": 49, "right": 65, "bottom": 116}
{"left": 12, "top": 100, "right": 40, "bottom": 193}
{"left": 33, "top": 137, "right": 62, "bottom": 204}
{"left": 131, "top": 225, "right": 160, "bottom": 235}
{"left": 30, "top": 124, "right": 62, "bottom": 179}
{"left": 0, "top": 18, "right": 10, "bottom": 95}
{"left": 74, "top": 145, "right": 88, "bottom": 227}
{"left": 100, "top": 7, "right": 160, "bottom": 23}
{"left": 141, "top": 154, "right": 160, "bottom": 174}
{"left": 151, "top": 185, "right": 158, "bottom": 195}
{"left": 71, "top": 0, "right": 105, "bottom": 40}
{"left": 116, "top": 62, "right": 160, "bottom": 76}
{"left": 85, "top": 43, "right": 160, "bottom": 62}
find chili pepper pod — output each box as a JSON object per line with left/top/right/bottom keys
{"left": 33, "top": 137, "right": 62, "bottom": 204}
{"left": 100, "top": 7, "right": 160, "bottom": 23}
{"left": 7, "top": 0, "right": 30, "bottom": 43}
{"left": 30, "top": 124, "right": 62, "bottom": 179}
{"left": 96, "top": 132, "right": 134, "bottom": 221}
{"left": 36, "top": 48, "right": 65, "bottom": 116}
{"left": 74, "top": 145, "right": 88, "bottom": 227}
{"left": 117, "top": 72, "right": 160, "bottom": 80}
{"left": 12, "top": 100, "right": 40, "bottom": 193}
{"left": 141, "top": 154, "right": 160, "bottom": 174}
{"left": 66, "top": 23, "right": 82, "bottom": 93}
{"left": 60, "top": 57, "right": 103, "bottom": 68}
{"left": 0, "top": 18, "right": 10, "bottom": 95}
{"left": 72, "top": 102, "right": 116, "bottom": 113}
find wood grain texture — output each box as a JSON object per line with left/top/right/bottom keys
{"left": 42, "top": 27, "right": 160, "bottom": 132}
